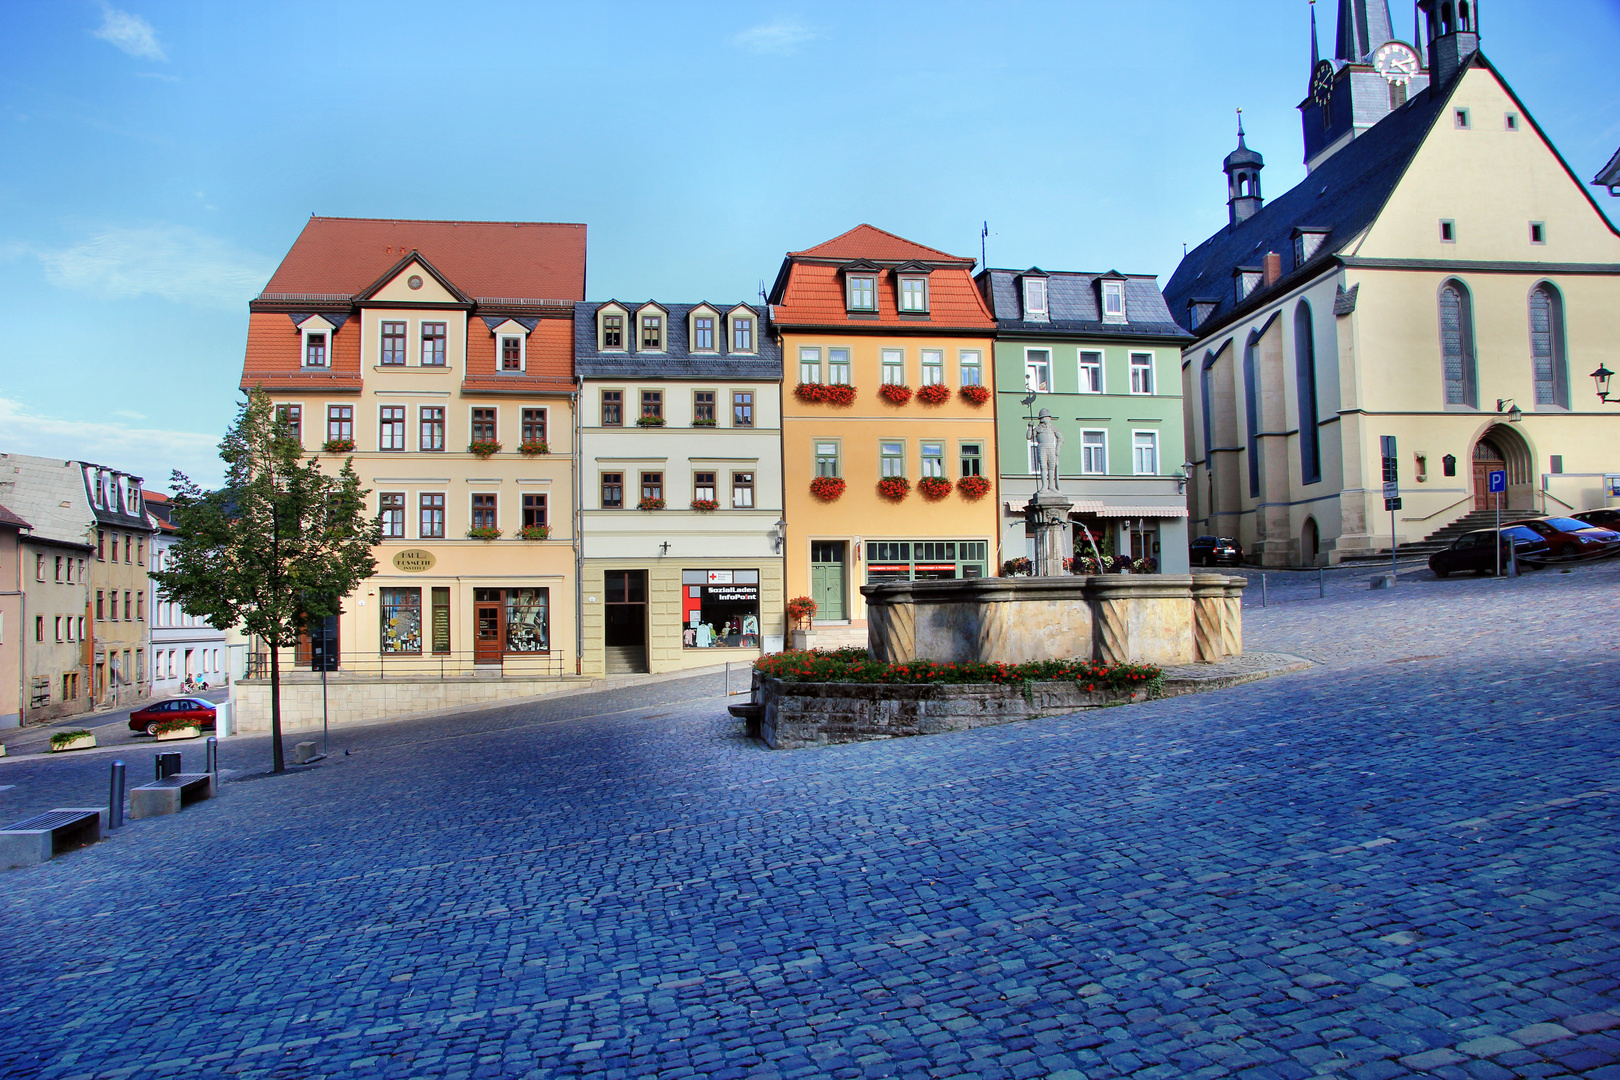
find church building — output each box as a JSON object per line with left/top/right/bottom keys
{"left": 1166, "top": 0, "right": 1620, "bottom": 566}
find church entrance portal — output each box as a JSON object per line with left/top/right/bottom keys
{"left": 1472, "top": 440, "right": 1506, "bottom": 510}
{"left": 1471, "top": 425, "right": 1533, "bottom": 512}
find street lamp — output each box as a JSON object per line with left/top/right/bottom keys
{"left": 1593, "top": 364, "right": 1616, "bottom": 403}
{"left": 1177, "top": 461, "right": 1194, "bottom": 494}
{"left": 771, "top": 518, "right": 787, "bottom": 554}
{"left": 1494, "top": 398, "right": 1522, "bottom": 423}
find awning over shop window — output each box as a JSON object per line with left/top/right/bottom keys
{"left": 1086, "top": 505, "right": 1189, "bottom": 518}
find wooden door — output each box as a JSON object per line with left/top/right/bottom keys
{"left": 474, "top": 601, "right": 503, "bottom": 665}
{"left": 1473, "top": 441, "right": 1506, "bottom": 510}
{"left": 810, "top": 542, "right": 846, "bottom": 620}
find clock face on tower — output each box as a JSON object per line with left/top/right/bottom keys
{"left": 1372, "top": 41, "right": 1421, "bottom": 85}
{"left": 1311, "top": 60, "right": 1335, "bottom": 108}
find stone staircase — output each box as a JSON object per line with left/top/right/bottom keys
{"left": 1343, "top": 507, "right": 1541, "bottom": 561}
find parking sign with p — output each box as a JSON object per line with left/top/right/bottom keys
{"left": 1488, "top": 469, "right": 1507, "bottom": 494}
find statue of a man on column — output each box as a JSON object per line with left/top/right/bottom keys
{"left": 1027, "top": 409, "right": 1063, "bottom": 492}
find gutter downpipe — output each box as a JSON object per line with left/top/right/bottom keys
{"left": 573, "top": 378, "right": 583, "bottom": 676}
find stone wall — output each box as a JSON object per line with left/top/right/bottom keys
{"left": 758, "top": 675, "right": 1151, "bottom": 750}
{"left": 233, "top": 673, "right": 594, "bottom": 733}
{"left": 864, "top": 573, "right": 1245, "bottom": 667}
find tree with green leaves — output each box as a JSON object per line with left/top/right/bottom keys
{"left": 154, "top": 389, "right": 380, "bottom": 772}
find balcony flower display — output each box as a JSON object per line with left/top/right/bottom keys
{"left": 876, "top": 476, "right": 911, "bottom": 501}
{"left": 466, "top": 526, "right": 502, "bottom": 540}
{"left": 916, "top": 476, "right": 952, "bottom": 501}
{"left": 321, "top": 438, "right": 355, "bottom": 453}
{"left": 519, "top": 525, "right": 550, "bottom": 540}
{"left": 878, "top": 383, "right": 913, "bottom": 405}
{"left": 809, "top": 476, "right": 846, "bottom": 502}
{"left": 960, "top": 384, "right": 992, "bottom": 406}
{"left": 468, "top": 440, "right": 501, "bottom": 458}
{"left": 916, "top": 383, "right": 951, "bottom": 405}
{"left": 795, "top": 383, "right": 857, "bottom": 406}
{"left": 518, "top": 440, "right": 550, "bottom": 456}
{"left": 635, "top": 415, "right": 666, "bottom": 427}
{"left": 690, "top": 499, "right": 719, "bottom": 512}
{"left": 637, "top": 496, "right": 666, "bottom": 511}
{"left": 955, "top": 475, "right": 991, "bottom": 500}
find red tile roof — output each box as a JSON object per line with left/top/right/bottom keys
{"left": 240, "top": 312, "right": 363, "bottom": 392}
{"left": 260, "top": 217, "right": 587, "bottom": 302}
{"left": 462, "top": 319, "right": 575, "bottom": 393}
{"left": 790, "top": 224, "right": 972, "bottom": 264}
{"left": 772, "top": 265, "right": 995, "bottom": 331}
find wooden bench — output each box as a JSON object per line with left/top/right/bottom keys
{"left": 0, "top": 808, "right": 105, "bottom": 868}
{"left": 129, "top": 773, "right": 214, "bottom": 819}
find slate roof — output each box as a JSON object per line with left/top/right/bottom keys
{"left": 978, "top": 269, "right": 1191, "bottom": 341}
{"left": 1595, "top": 145, "right": 1620, "bottom": 192}
{"left": 0, "top": 454, "right": 95, "bottom": 547}
{"left": 1165, "top": 57, "right": 1466, "bottom": 337}
{"left": 259, "top": 217, "right": 587, "bottom": 302}
{"left": 573, "top": 303, "right": 781, "bottom": 380}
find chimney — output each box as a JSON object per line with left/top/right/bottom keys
{"left": 1263, "top": 251, "right": 1283, "bottom": 287}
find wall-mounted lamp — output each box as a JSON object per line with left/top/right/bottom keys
{"left": 1593, "top": 365, "right": 1616, "bottom": 404}
{"left": 1177, "top": 461, "right": 1194, "bottom": 494}
{"left": 771, "top": 518, "right": 787, "bottom": 554}
{"left": 1495, "top": 398, "right": 1523, "bottom": 423}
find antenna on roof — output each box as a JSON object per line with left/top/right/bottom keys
{"left": 980, "top": 221, "right": 988, "bottom": 270}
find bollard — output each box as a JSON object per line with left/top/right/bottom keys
{"left": 206, "top": 736, "right": 218, "bottom": 790}
{"left": 108, "top": 760, "right": 126, "bottom": 830}
{"left": 1261, "top": 574, "right": 1268, "bottom": 608}
{"left": 1319, "top": 568, "right": 1325, "bottom": 598}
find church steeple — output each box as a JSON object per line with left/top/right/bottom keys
{"left": 1301, "top": 0, "right": 1429, "bottom": 172}
{"left": 1335, "top": 0, "right": 1395, "bottom": 63}
{"left": 1419, "top": 0, "right": 1481, "bottom": 84}
{"left": 1224, "top": 111, "right": 1265, "bottom": 227}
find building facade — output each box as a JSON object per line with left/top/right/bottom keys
{"left": 574, "top": 301, "right": 784, "bottom": 676}
{"left": 0, "top": 505, "right": 29, "bottom": 729}
{"left": 1165, "top": 2, "right": 1620, "bottom": 565}
{"left": 85, "top": 463, "right": 155, "bottom": 707}
{"left": 978, "top": 268, "right": 1193, "bottom": 573}
{"left": 144, "top": 491, "right": 229, "bottom": 693}
{"left": 771, "top": 226, "right": 1001, "bottom": 634}
{"left": 242, "top": 217, "right": 585, "bottom": 677}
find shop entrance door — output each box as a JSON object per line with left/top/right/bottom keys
{"left": 811, "top": 541, "right": 846, "bottom": 620}
{"left": 604, "top": 570, "right": 648, "bottom": 673}
{"left": 474, "top": 596, "right": 503, "bottom": 665}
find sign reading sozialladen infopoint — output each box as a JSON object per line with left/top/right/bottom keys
{"left": 392, "top": 549, "right": 436, "bottom": 573}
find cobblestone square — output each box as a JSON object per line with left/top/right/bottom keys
{"left": 0, "top": 562, "right": 1614, "bottom": 1079}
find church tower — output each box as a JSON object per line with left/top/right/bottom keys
{"left": 1300, "top": 0, "right": 1429, "bottom": 172}
{"left": 1224, "top": 114, "right": 1264, "bottom": 227}
{"left": 1419, "top": 0, "right": 1481, "bottom": 85}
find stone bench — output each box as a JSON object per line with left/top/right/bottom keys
{"left": 727, "top": 702, "right": 763, "bottom": 739}
{"left": 0, "top": 808, "right": 105, "bottom": 868}
{"left": 129, "top": 773, "right": 214, "bottom": 819}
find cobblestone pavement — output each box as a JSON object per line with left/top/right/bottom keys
{"left": 0, "top": 563, "right": 1615, "bottom": 1080}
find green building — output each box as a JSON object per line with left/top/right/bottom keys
{"left": 977, "top": 268, "right": 1193, "bottom": 572}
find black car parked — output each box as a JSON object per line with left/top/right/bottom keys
{"left": 1573, "top": 508, "right": 1620, "bottom": 529}
{"left": 1429, "top": 526, "right": 1549, "bottom": 578}
{"left": 1189, "top": 535, "right": 1244, "bottom": 567}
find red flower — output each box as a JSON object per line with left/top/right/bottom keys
{"left": 916, "top": 383, "right": 951, "bottom": 405}
{"left": 878, "top": 383, "right": 913, "bottom": 405}
{"left": 960, "top": 384, "right": 992, "bottom": 406}
{"left": 809, "top": 476, "right": 847, "bottom": 502}
{"left": 955, "top": 475, "right": 991, "bottom": 501}
{"left": 876, "top": 476, "right": 911, "bottom": 502}
{"left": 917, "top": 476, "right": 952, "bottom": 501}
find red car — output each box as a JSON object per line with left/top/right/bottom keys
{"left": 1504, "top": 517, "right": 1620, "bottom": 560}
{"left": 128, "top": 698, "right": 217, "bottom": 736}
{"left": 1574, "top": 508, "right": 1620, "bottom": 529}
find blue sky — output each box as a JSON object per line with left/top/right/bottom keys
{"left": 3, "top": 0, "right": 1616, "bottom": 491}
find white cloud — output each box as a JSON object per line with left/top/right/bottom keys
{"left": 731, "top": 18, "right": 815, "bottom": 55}
{"left": 26, "top": 224, "right": 270, "bottom": 310}
{"left": 0, "top": 397, "right": 223, "bottom": 492}
{"left": 93, "top": 4, "right": 167, "bottom": 61}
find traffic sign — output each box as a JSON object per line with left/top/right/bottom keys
{"left": 1385, "top": 497, "right": 1403, "bottom": 511}
{"left": 1382, "top": 480, "right": 1399, "bottom": 499}
{"left": 1488, "top": 469, "right": 1506, "bottom": 493}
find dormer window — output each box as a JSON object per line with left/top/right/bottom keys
{"left": 731, "top": 314, "right": 755, "bottom": 353}
{"left": 898, "top": 276, "right": 928, "bottom": 313}
{"left": 640, "top": 313, "right": 664, "bottom": 351}
{"left": 1022, "top": 276, "right": 1048, "bottom": 320}
{"left": 500, "top": 334, "right": 524, "bottom": 372}
{"left": 1189, "top": 300, "right": 1219, "bottom": 329}
{"left": 305, "top": 331, "right": 328, "bottom": 367}
{"left": 847, "top": 275, "right": 876, "bottom": 311}
{"left": 1234, "top": 268, "right": 1262, "bottom": 302}
{"left": 1293, "top": 227, "right": 1330, "bottom": 267}
{"left": 1101, "top": 279, "right": 1126, "bottom": 323}
{"left": 600, "top": 309, "right": 625, "bottom": 351}
{"left": 693, "top": 316, "right": 714, "bottom": 351}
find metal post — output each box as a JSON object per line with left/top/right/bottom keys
{"left": 1391, "top": 505, "right": 1399, "bottom": 581}
{"left": 725, "top": 661, "right": 731, "bottom": 697}
{"left": 206, "top": 736, "right": 218, "bottom": 790}
{"left": 108, "top": 760, "right": 125, "bottom": 829}
{"left": 1319, "top": 568, "right": 1325, "bottom": 598}
{"left": 1261, "top": 574, "right": 1267, "bottom": 608}
{"left": 320, "top": 662, "right": 329, "bottom": 758}
{"left": 1495, "top": 488, "right": 1502, "bottom": 578}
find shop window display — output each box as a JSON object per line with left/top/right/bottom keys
{"left": 505, "top": 588, "right": 550, "bottom": 653}
{"left": 380, "top": 587, "right": 422, "bottom": 653}
{"left": 681, "top": 569, "right": 760, "bottom": 649}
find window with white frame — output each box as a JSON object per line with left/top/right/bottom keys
{"left": 920, "top": 441, "right": 945, "bottom": 477}
{"left": 381, "top": 321, "right": 406, "bottom": 365}
{"left": 500, "top": 334, "right": 524, "bottom": 371}
{"left": 1101, "top": 280, "right": 1126, "bottom": 323}
{"left": 827, "top": 347, "right": 851, "bottom": 385}
{"left": 920, "top": 350, "right": 944, "bottom": 386}
{"left": 1080, "top": 430, "right": 1108, "bottom": 475}
{"left": 1025, "top": 350, "right": 1051, "bottom": 393}
{"left": 1129, "top": 352, "right": 1154, "bottom": 394}
{"left": 1132, "top": 431, "right": 1158, "bottom": 475}
{"left": 815, "top": 441, "right": 840, "bottom": 477}
{"left": 1023, "top": 277, "right": 1047, "bottom": 319}
{"left": 799, "top": 347, "right": 822, "bottom": 384}
{"left": 1079, "top": 350, "right": 1103, "bottom": 393}
{"left": 880, "top": 441, "right": 905, "bottom": 477}
{"left": 381, "top": 493, "right": 405, "bottom": 538}
{"left": 732, "top": 472, "right": 754, "bottom": 508}
{"left": 847, "top": 275, "right": 875, "bottom": 311}
{"left": 881, "top": 349, "right": 904, "bottom": 385}
{"left": 380, "top": 406, "right": 406, "bottom": 451}
{"left": 959, "top": 350, "right": 982, "bottom": 386}
{"left": 898, "top": 276, "right": 928, "bottom": 313}
{"left": 304, "top": 330, "right": 328, "bottom": 367}
{"left": 421, "top": 322, "right": 447, "bottom": 365}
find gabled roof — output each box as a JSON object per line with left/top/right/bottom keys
{"left": 573, "top": 302, "right": 781, "bottom": 380}
{"left": 1595, "top": 145, "right": 1620, "bottom": 192}
{"left": 788, "top": 224, "right": 973, "bottom": 264}
{"left": 354, "top": 249, "right": 472, "bottom": 303}
{"left": 0, "top": 504, "right": 31, "bottom": 530}
{"left": 258, "top": 217, "right": 587, "bottom": 302}
{"left": 978, "top": 269, "right": 1190, "bottom": 340}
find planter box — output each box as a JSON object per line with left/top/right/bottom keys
{"left": 155, "top": 726, "right": 201, "bottom": 741}
{"left": 756, "top": 675, "right": 1150, "bottom": 750}
{"left": 49, "top": 734, "right": 96, "bottom": 753}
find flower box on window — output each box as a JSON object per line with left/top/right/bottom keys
{"left": 916, "top": 476, "right": 952, "bottom": 501}
{"left": 960, "top": 384, "right": 992, "bottom": 406}
{"left": 519, "top": 525, "right": 550, "bottom": 540}
{"left": 690, "top": 499, "right": 719, "bottom": 513}
{"left": 635, "top": 416, "right": 666, "bottom": 427}
{"left": 692, "top": 418, "right": 717, "bottom": 428}
{"left": 794, "top": 383, "right": 858, "bottom": 406}
{"left": 878, "top": 383, "right": 914, "bottom": 405}
{"left": 809, "top": 476, "right": 846, "bottom": 502}
{"left": 876, "top": 476, "right": 911, "bottom": 501}
{"left": 916, "top": 383, "right": 951, "bottom": 405}
{"left": 637, "top": 496, "right": 666, "bottom": 511}
{"left": 466, "top": 526, "right": 502, "bottom": 540}
{"left": 321, "top": 438, "right": 355, "bottom": 453}
{"left": 468, "top": 441, "right": 501, "bottom": 458}
{"left": 955, "top": 475, "right": 992, "bottom": 500}
{"left": 518, "top": 441, "right": 550, "bottom": 456}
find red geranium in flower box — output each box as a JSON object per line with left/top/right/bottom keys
{"left": 878, "top": 383, "right": 913, "bottom": 405}
{"left": 690, "top": 499, "right": 719, "bottom": 513}
{"left": 876, "top": 476, "right": 911, "bottom": 501}
{"left": 794, "top": 383, "right": 858, "bottom": 406}
{"left": 955, "top": 474, "right": 992, "bottom": 500}
{"left": 917, "top": 476, "right": 952, "bottom": 501}
{"left": 809, "top": 476, "right": 846, "bottom": 502}
{"left": 916, "top": 383, "right": 951, "bottom": 405}
{"left": 959, "top": 384, "right": 992, "bottom": 406}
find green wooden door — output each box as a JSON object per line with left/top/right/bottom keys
{"left": 810, "top": 541, "right": 846, "bottom": 621}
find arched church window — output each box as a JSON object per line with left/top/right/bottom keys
{"left": 1529, "top": 283, "right": 1569, "bottom": 409}
{"left": 1243, "top": 340, "right": 1260, "bottom": 498}
{"left": 1294, "top": 301, "right": 1321, "bottom": 484}
{"left": 1439, "top": 280, "right": 1478, "bottom": 408}
{"left": 1200, "top": 353, "right": 1216, "bottom": 461}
